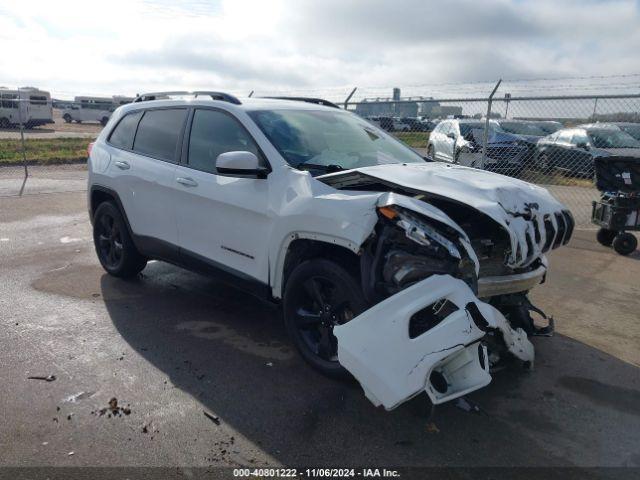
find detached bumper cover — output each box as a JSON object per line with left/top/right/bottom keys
{"left": 334, "top": 274, "right": 534, "bottom": 410}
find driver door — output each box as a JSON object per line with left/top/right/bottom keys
{"left": 173, "top": 108, "right": 272, "bottom": 285}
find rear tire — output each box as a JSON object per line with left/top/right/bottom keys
{"left": 283, "top": 259, "right": 367, "bottom": 379}
{"left": 100, "top": 117, "right": 109, "bottom": 126}
{"left": 0, "top": 117, "right": 9, "bottom": 128}
{"left": 612, "top": 233, "right": 637, "bottom": 256}
{"left": 596, "top": 228, "right": 616, "bottom": 247}
{"left": 63, "top": 114, "right": 72, "bottom": 123}
{"left": 93, "top": 201, "right": 147, "bottom": 278}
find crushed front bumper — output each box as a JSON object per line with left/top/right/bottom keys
{"left": 334, "top": 274, "right": 534, "bottom": 410}
{"left": 477, "top": 264, "right": 546, "bottom": 298}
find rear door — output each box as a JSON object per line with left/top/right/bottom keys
{"left": 173, "top": 107, "right": 272, "bottom": 284}
{"left": 108, "top": 107, "right": 187, "bottom": 252}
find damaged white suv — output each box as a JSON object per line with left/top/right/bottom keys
{"left": 88, "top": 92, "right": 574, "bottom": 410}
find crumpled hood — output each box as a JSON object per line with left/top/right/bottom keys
{"left": 319, "top": 162, "right": 571, "bottom": 267}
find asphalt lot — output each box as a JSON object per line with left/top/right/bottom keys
{"left": 1, "top": 185, "right": 639, "bottom": 473}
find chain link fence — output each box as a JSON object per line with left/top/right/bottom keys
{"left": 343, "top": 85, "right": 640, "bottom": 228}
{"left": 1, "top": 94, "right": 94, "bottom": 197}
{"left": 3, "top": 79, "right": 640, "bottom": 229}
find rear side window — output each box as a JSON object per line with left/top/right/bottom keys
{"left": 133, "top": 108, "right": 187, "bottom": 162}
{"left": 188, "top": 109, "right": 261, "bottom": 174}
{"left": 108, "top": 111, "right": 143, "bottom": 150}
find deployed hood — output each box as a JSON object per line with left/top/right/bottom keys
{"left": 318, "top": 162, "right": 572, "bottom": 268}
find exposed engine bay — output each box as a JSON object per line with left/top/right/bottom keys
{"left": 316, "top": 163, "right": 574, "bottom": 409}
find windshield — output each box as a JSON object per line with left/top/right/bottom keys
{"left": 588, "top": 129, "right": 640, "bottom": 149}
{"left": 249, "top": 109, "right": 425, "bottom": 172}
{"left": 499, "top": 122, "right": 547, "bottom": 136}
{"left": 619, "top": 125, "right": 640, "bottom": 141}
{"left": 459, "top": 122, "right": 502, "bottom": 141}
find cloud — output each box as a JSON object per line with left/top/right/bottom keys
{"left": 0, "top": 0, "right": 638, "bottom": 98}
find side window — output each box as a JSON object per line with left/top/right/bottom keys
{"left": 108, "top": 110, "right": 143, "bottom": 150}
{"left": 133, "top": 108, "right": 187, "bottom": 162}
{"left": 188, "top": 109, "right": 261, "bottom": 174}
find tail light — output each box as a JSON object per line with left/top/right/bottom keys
{"left": 87, "top": 142, "right": 95, "bottom": 157}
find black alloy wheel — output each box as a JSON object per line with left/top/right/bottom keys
{"left": 283, "top": 259, "right": 367, "bottom": 378}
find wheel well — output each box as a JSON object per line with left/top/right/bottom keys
{"left": 90, "top": 188, "right": 116, "bottom": 218}
{"left": 282, "top": 239, "right": 361, "bottom": 291}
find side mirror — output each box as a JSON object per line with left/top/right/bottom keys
{"left": 216, "top": 151, "right": 268, "bottom": 178}
{"left": 576, "top": 142, "right": 589, "bottom": 150}
{"left": 447, "top": 132, "right": 457, "bottom": 140}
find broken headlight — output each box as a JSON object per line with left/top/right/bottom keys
{"left": 379, "top": 206, "right": 461, "bottom": 260}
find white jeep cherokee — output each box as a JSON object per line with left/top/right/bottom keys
{"left": 88, "top": 92, "right": 574, "bottom": 410}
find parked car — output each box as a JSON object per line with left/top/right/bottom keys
{"left": 391, "top": 117, "right": 412, "bottom": 132}
{"left": 400, "top": 117, "right": 428, "bottom": 132}
{"left": 614, "top": 122, "right": 640, "bottom": 141}
{"left": 536, "top": 125, "right": 640, "bottom": 177}
{"left": 495, "top": 120, "right": 564, "bottom": 166}
{"left": 427, "top": 119, "right": 529, "bottom": 175}
{"left": 88, "top": 92, "right": 572, "bottom": 410}
{"left": 419, "top": 118, "right": 439, "bottom": 132}
{"left": 366, "top": 115, "right": 394, "bottom": 132}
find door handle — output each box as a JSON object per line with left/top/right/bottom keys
{"left": 114, "top": 160, "right": 130, "bottom": 170}
{"left": 176, "top": 177, "right": 198, "bottom": 187}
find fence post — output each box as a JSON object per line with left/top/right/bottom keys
{"left": 592, "top": 97, "right": 598, "bottom": 120}
{"left": 19, "top": 99, "right": 28, "bottom": 180}
{"left": 344, "top": 87, "right": 357, "bottom": 110}
{"left": 481, "top": 79, "right": 502, "bottom": 168}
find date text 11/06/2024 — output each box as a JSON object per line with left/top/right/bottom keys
{"left": 232, "top": 468, "right": 401, "bottom": 478}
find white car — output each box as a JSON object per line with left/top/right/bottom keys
{"left": 88, "top": 92, "right": 573, "bottom": 410}
{"left": 428, "top": 119, "right": 529, "bottom": 173}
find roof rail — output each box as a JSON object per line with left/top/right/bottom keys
{"left": 133, "top": 91, "right": 241, "bottom": 105}
{"left": 261, "top": 96, "right": 340, "bottom": 109}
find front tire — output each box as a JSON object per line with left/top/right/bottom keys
{"left": 100, "top": 117, "right": 109, "bottom": 126}
{"left": 283, "top": 259, "right": 367, "bottom": 379}
{"left": 63, "top": 114, "right": 72, "bottom": 123}
{"left": 93, "top": 201, "right": 147, "bottom": 278}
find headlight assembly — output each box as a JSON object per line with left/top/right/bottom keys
{"left": 378, "top": 206, "right": 461, "bottom": 260}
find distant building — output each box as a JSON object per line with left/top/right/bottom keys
{"left": 354, "top": 88, "right": 463, "bottom": 119}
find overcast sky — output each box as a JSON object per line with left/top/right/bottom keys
{"left": 1, "top": 0, "right": 639, "bottom": 99}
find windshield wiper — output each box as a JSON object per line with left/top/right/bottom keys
{"left": 296, "top": 163, "right": 344, "bottom": 173}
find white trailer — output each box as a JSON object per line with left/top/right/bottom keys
{"left": 62, "top": 96, "right": 115, "bottom": 126}
{"left": 0, "top": 87, "right": 53, "bottom": 128}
